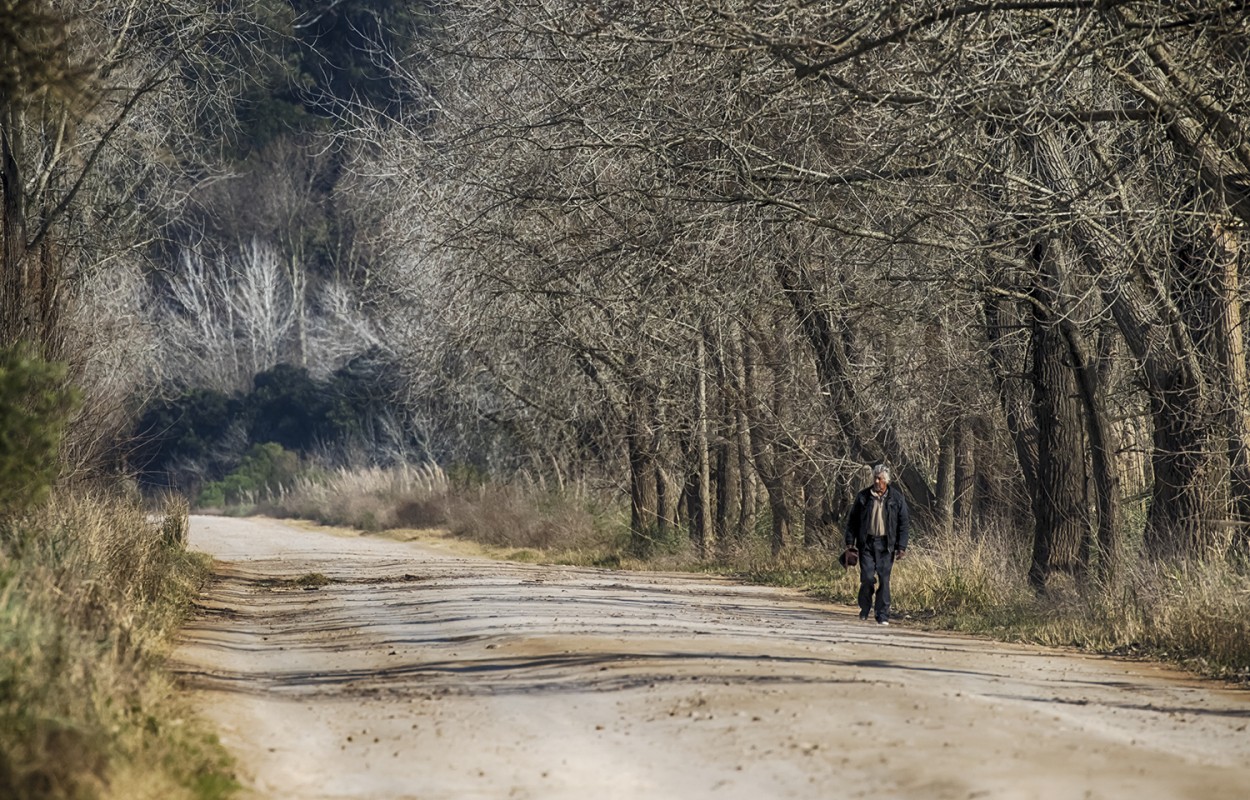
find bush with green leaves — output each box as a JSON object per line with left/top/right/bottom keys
{"left": 130, "top": 388, "right": 243, "bottom": 491}
{"left": 0, "top": 346, "right": 76, "bottom": 524}
{"left": 196, "top": 442, "right": 300, "bottom": 508}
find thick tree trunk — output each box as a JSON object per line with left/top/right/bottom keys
{"left": 655, "top": 463, "right": 678, "bottom": 538}
{"left": 1054, "top": 312, "right": 1122, "bottom": 584}
{"left": 953, "top": 418, "right": 978, "bottom": 530}
{"left": 1115, "top": 28, "right": 1250, "bottom": 552}
{"left": 626, "top": 384, "right": 660, "bottom": 549}
{"left": 35, "top": 238, "right": 64, "bottom": 359}
{"left": 1022, "top": 126, "right": 1202, "bottom": 565}
{"left": 743, "top": 333, "right": 792, "bottom": 555}
{"left": 985, "top": 230, "right": 1119, "bottom": 583}
{"left": 795, "top": 457, "right": 827, "bottom": 547}
{"left": 1183, "top": 215, "right": 1250, "bottom": 553}
{"left": 983, "top": 294, "right": 1039, "bottom": 502}
{"left": 711, "top": 358, "right": 742, "bottom": 548}
{"left": 708, "top": 325, "right": 741, "bottom": 548}
{"left": 713, "top": 414, "right": 740, "bottom": 547}
{"left": 1212, "top": 224, "right": 1250, "bottom": 556}
{"left": 736, "top": 412, "right": 757, "bottom": 540}
{"left": 1146, "top": 389, "right": 1226, "bottom": 557}
{"left": 758, "top": 472, "right": 792, "bottom": 555}
{"left": 1124, "top": 196, "right": 1246, "bottom": 560}
{"left": 693, "top": 330, "right": 714, "bottom": 555}
{"left": 1028, "top": 255, "right": 1092, "bottom": 590}
{"left": 723, "top": 322, "right": 757, "bottom": 541}
{"left": 2, "top": 103, "right": 30, "bottom": 345}
{"left": 627, "top": 431, "right": 659, "bottom": 549}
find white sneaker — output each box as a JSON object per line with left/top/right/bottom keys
{"left": 877, "top": 620, "right": 890, "bottom": 626}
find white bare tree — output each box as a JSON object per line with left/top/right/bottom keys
{"left": 157, "top": 239, "right": 293, "bottom": 392}
{"left": 1, "top": 0, "right": 269, "bottom": 469}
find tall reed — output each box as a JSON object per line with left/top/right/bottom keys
{"left": 265, "top": 462, "right": 449, "bottom": 531}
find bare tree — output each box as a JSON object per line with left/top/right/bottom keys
{"left": 347, "top": 0, "right": 1250, "bottom": 575}
{"left": 2, "top": 0, "right": 274, "bottom": 475}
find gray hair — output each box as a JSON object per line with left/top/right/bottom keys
{"left": 872, "top": 464, "right": 891, "bottom": 482}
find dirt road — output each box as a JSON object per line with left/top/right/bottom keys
{"left": 173, "top": 515, "right": 1250, "bottom": 799}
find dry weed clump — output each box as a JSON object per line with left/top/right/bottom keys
{"left": 267, "top": 463, "right": 448, "bottom": 531}
{"left": 1111, "top": 560, "right": 1250, "bottom": 679}
{"left": 892, "top": 524, "right": 1031, "bottom": 618}
{"left": 269, "top": 465, "right": 616, "bottom": 557}
{"left": 882, "top": 524, "right": 1249, "bottom": 680}
{"left": 443, "top": 484, "right": 612, "bottom": 554}
{"left": 0, "top": 492, "right": 234, "bottom": 800}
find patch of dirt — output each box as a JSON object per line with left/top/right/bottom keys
{"left": 174, "top": 515, "right": 1250, "bottom": 799}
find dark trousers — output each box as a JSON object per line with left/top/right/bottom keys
{"left": 858, "top": 537, "right": 894, "bottom": 622}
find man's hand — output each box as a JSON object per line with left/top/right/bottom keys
{"left": 895, "top": 549, "right": 906, "bottom": 560}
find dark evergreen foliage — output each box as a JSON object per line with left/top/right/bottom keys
{"left": 130, "top": 351, "right": 414, "bottom": 494}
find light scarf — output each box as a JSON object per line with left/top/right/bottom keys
{"left": 870, "top": 488, "right": 887, "bottom": 538}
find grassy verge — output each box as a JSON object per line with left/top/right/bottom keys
{"left": 0, "top": 491, "right": 236, "bottom": 800}
{"left": 719, "top": 526, "right": 1249, "bottom": 683}
{"left": 260, "top": 465, "right": 1250, "bottom": 683}
{"left": 257, "top": 463, "right": 449, "bottom": 531}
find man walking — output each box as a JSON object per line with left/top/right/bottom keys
{"left": 844, "top": 464, "right": 910, "bottom": 625}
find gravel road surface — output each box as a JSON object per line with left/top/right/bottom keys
{"left": 173, "top": 515, "right": 1250, "bottom": 799}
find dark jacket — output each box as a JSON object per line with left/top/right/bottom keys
{"left": 844, "top": 485, "right": 910, "bottom": 553}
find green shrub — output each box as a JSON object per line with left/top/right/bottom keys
{"left": 196, "top": 485, "right": 226, "bottom": 509}
{"left": 0, "top": 346, "right": 77, "bottom": 523}
{"left": 196, "top": 442, "right": 299, "bottom": 507}
{"left": 130, "top": 388, "right": 241, "bottom": 493}
{"left": 133, "top": 354, "right": 413, "bottom": 496}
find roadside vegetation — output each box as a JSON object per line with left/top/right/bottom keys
{"left": 71, "top": 0, "right": 1244, "bottom": 691}
{"left": 0, "top": 345, "right": 234, "bottom": 799}
{"left": 1, "top": 494, "right": 236, "bottom": 800}
{"left": 250, "top": 463, "right": 1250, "bottom": 685}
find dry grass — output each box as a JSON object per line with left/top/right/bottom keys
{"left": 874, "top": 526, "right": 1249, "bottom": 681}
{"left": 0, "top": 491, "right": 235, "bottom": 800}
{"left": 442, "top": 483, "right": 618, "bottom": 555}
{"left": 266, "top": 465, "right": 623, "bottom": 562}
{"left": 892, "top": 524, "right": 1032, "bottom": 618}
{"left": 265, "top": 463, "right": 449, "bottom": 531}
{"left": 1072, "top": 560, "right": 1250, "bottom": 678}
